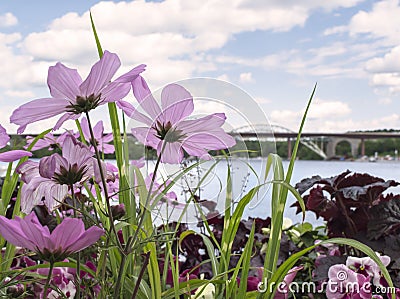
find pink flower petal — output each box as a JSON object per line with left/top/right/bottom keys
{"left": 0, "top": 216, "right": 36, "bottom": 251}
{"left": 100, "top": 80, "right": 131, "bottom": 103}
{"left": 92, "top": 120, "right": 104, "bottom": 139}
{"left": 116, "top": 100, "right": 135, "bottom": 117}
{"left": 99, "top": 143, "right": 115, "bottom": 154}
{"left": 181, "top": 142, "right": 211, "bottom": 160}
{"left": 10, "top": 97, "right": 70, "bottom": 133}
{"left": 0, "top": 124, "right": 10, "bottom": 149}
{"left": 183, "top": 131, "right": 236, "bottom": 150}
{"left": 0, "top": 150, "right": 32, "bottom": 162}
{"left": 161, "top": 84, "right": 194, "bottom": 124}
{"left": 51, "top": 218, "right": 84, "bottom": 251}
{"left": 132, "top": 127, "right": 160, "bottom": 149}
{"left": 17, "top": 160, "right": 39, "bottom": 183}
{"left": 67, "top": 226, "right": 104, "bottom": 253}
{"left": 178, "top": 113, "right": 227, "bottom": 133}
{"left": 20, "top": 183, "right": 42, "bottom": 213}
{"left": 39, "top": 155, "right": 57, "bottom": 179}
{"left": 132, "top": 76, "right": 162, "bottom": 119}
{"left": 62, "top": 135, "right": 92, "bottom": 167}
{"left": 47, "top": 62, "right": 82, "bottom": 100}
{"left": 19, "top": 214, "right": 52, "bottom": 252}
{"left": 114, "top": 64, "right": 146, "bottom": 83}
{"left": 80, "top": 116, "right": 91, "bottom": 141}
{"left": 159, "top": 141, "right": 184, "bottom": 164}
{"left": 79, "top": 51, "right": 120, "bottom": 97}
{"left": 53, "top": 112, "right": 80, "bottom": 131}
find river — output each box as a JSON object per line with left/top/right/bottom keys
{"left": 145, "top": 159, "right": 400, "bottom": 226}
{"left": 2, "top": 159, "right": 400, "bottom": 226}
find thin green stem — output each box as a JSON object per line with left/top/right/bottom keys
{"left": 114, "top": 252, "right": 128, "bottom": 298}
{"left": 43, "top": 261, "right": 54, "bottom": 298}
{"left": 85, "top": 112, "right": 123, "bottom": 251}
{"left": 128, "top": 146, "right": 164, "bottom": 250}
{"left": 131, "top": 252, "right": 150, "bottom": 299}
{"left": 70, "top": 184, "right": 81, "bottom": 299}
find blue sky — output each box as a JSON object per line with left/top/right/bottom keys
{"left": 1, "top": 0, "right": 400, "bottom": 133}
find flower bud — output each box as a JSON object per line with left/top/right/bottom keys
{"left": 111, "top": 204, "right": 125, "bottom": 220}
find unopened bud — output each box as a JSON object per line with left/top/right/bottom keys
{"left": 7, "top": 284, "right": 24, "bottom": 297}
{"left": 111, "top": 204, "right": 125, "bottom": 220}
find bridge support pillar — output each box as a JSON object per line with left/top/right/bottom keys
{"left": 361, "top": 138, "right": 365, "bottom": 157}
{"left": 326, "top": 138, "right": 361, "bottom": 159}
{"left": 287, "top": 137, "right": 292, "bottom": 159}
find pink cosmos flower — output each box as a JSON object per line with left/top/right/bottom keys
{"left": 0, "top": 124, "right": 32, "bottom": 162}
{"left": 17, "top": 135, "right": 101, "bottom": 213}
{"left": 127, "top": 76, "right": 236, "bottom": 164}
{"left": 80, "top": 117, "right": 114, "bottom": 154}
{"left": 10, "top": 51, "right": 145, "bottom": 133}
{"left": 25, "top": 131, "right": 77, "bottom": 151}
{"left": 145, "top": 173, "right": 182, "bottom": 208}
{"left": 131, "top": 157, "right": 145, "bottom": 168}
{"left": 0, "top": 212, "right": 103, "bottom": 263}
{"left": 0, "top": 124, "right": 9, "bottom": 147}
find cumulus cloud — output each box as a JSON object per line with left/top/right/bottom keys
{"left": 0, "top": 0, "right": 377, "bottom": 133}
{"left": 13, "top": 0, "right": 368, "bottom": 87}
{"left": 378, "top": 97, "right": 392, "bottom": 105}
{"left": 270, "top": 99, "right": 352, "bottom": 131}
{"left": 270, "top": 110, "right": 400, "bottom": 133}
{"left": 324, "top": 0, "right": 400, "bottom": 93}
{"left": 366, "top": 46, "right": 400, "bottom": 73}
{"left": 254, "top": 97, "right": 271, "bottom": 104}
{"left": 239, "top": 72, "right": 254, "bottom": 83}
{"left": 4, "top": 90, "right": 35, "bottom": 98}
{"left": 0, "top": 12, "right": 17, "bottom": 27}
{"left": 346, "top": 0, "right": 400, "bottom": 45}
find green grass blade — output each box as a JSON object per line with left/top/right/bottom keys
{"left": 237, "top": 222, "right": 256, "bottom": 297}
{"left": 262, "top": 85, "right": 317, "bottom": 286}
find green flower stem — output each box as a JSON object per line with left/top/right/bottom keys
{"left": 70, "top": 184, "right": 81, "bottom": 299}
{"left": 131, "top": 252, "right": 150, "bottom": 299}
{"left": 127, "top": 142, "right": 165, "bottom": 251}
{"left": 43, "top": 261, "right": 54, "bottom": 298}
{"left": 113, "top": 251, "right": 128, "bottom": 299}
{"left": 116, "top": 144, "right": 165, "bottom": 298}
{"left": 84, "top": 112, "right": 122, "bottom": 251}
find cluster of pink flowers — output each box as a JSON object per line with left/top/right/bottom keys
{"left": 0, "top": 49, "right": 236, "bottom": 297}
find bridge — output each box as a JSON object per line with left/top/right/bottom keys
{"left": 231, "top": 124, "right": 400, "bottom": 159}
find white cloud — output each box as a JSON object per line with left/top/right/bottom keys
{"left": 216, "top": 74, "right": 230, "bottom": 81}
{"left": 371, "top": 73, "right": 400, "bottom": 87}
{"left": 323, "top": 0, "right": 400, "bottom": 93}
{"left": 4, "top": 90, "right": 35, "bottom": 98}
{"left": 378, "top": 97, "right": 392, "bottom": 105}
{"left": 0, "top": 0, "right": 377, "bottom": 133}
{"left": 0, "top": 12, "right": 17, "bottom": 27}
{"left": 270, "top": 110, "right": 400, "bottom": 133}
{"left": 9, "top": 0, "right": 366, "bottom": 88}
{"left": 239, "top": 72, "right": 254, "bottom": 83}
{"left": 366, "top": 45, "right": 400, "bottom": 73}
{"left": 270, "top": 99, "right": 352, "bottom": 131}
{"left": 347, "top": 0, "right": 400, "bottom": 45}
{"left": 254, "top": 96, "right": 271, "bottom": 104}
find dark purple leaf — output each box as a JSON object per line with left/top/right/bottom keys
{"left": 368, "top": 199, "right": 400, "bottom": 239}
